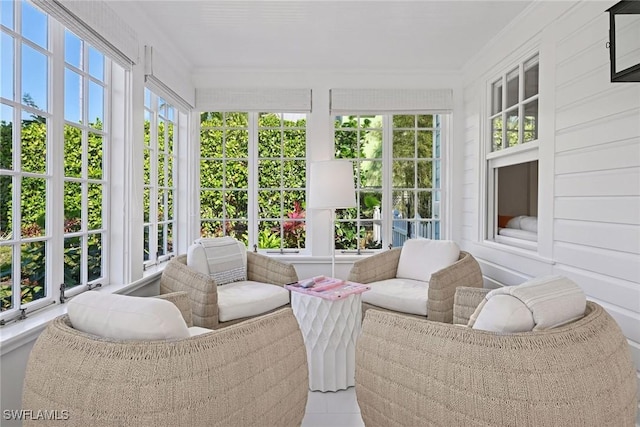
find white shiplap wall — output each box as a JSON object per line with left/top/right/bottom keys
{"left": 459, "top": 1, "right": 640, "bottom": 422}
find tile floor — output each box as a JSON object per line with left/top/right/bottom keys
{"left": 301, "top": 387, "right": 364, "bottom": 427}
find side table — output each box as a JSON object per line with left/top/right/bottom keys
{"left": 287, "top": 281, "right": 369, "bottom": 392}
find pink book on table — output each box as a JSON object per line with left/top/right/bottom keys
{"left": 285, "top": 278, "right": 370, "bottom": 301}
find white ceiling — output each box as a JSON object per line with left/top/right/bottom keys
{"left": 121, "top": 1, "right": 532, "bottom": 72}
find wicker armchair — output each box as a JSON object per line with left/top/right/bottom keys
{"left": 347, "top": 249, "right": 483, "bottom": 323}
{"left": 22, "top": 295, "right": 308, "bottom": 427}
{"left": 355, "top": 287, "right": 638, "bottom": 426}
{"left": 160, "top": 252, "right": 298, "bottom": 329}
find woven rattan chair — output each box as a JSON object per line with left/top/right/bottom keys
{"left": 22, "top": 293, "right": 308, "bottom": 427}
{"left": 160, "top": 252, "right": 298, "bottom": 329}
{"left": 355, "top": 287, "right": 638, "bottom": 426}
{"left": 347, "top": 249, "right": 483, "bottom": 323}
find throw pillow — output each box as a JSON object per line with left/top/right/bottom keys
{"left": 68, "top": 291, "right": 190, "bottom": 341}
{"left": 395, "top": 239, "right": 460, "bottom": 283}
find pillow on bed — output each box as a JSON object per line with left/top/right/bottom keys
{"left": 520, "top": 216, "right": 538, "bottom": 233}
{"left": 505, "top": 215, "right": 526, "bottom": 229}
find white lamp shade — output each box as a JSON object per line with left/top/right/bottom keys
{"left": 308, "top": 160, "right": 356, "bottom": 209}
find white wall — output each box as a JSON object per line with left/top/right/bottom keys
{"left": 458, "top": 1, "right": 640, "bottom": 422}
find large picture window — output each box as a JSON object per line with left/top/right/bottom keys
{"left": 334, "top": 114, "right": 442, "bottom": 251}
{"left": 199, "top": 112, "right": 307, "bottom": 252}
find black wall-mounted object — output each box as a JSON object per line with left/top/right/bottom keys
{"left": 607, "top": 0, "right": 640, "bottom": 82}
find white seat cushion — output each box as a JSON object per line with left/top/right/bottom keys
{"left": 396, "top": 239, "right": 460, "bottom": 282}
{"left": 361, "top": 278, "right": 429, "bottom": 316}
{"left": 217, "top": 281, "right": 290, "bottom": 322}
{"left": 68, "top": 291, "right": 190, "bottom": 341}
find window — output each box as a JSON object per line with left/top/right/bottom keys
{"left": 199, "top": 112, "right": 307, "bottom": 252}
{"left": 486, "top": 53, "right": 539, "bottom": 249}
{"left": 490, "top": 55, "right": 539, "bottom": 151}
{"left": 334, "top": 114, "right": 443, "bottom": 251}
{"left": 143, "top": 88, "right": 177, "bottom": 266}
{"left": 1, "top": 1, "right": 112, "bottom": 318}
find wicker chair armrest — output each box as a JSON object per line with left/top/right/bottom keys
{"left": 246, "top": 252, "right": 298, "bottom": 285}
{"left": 154, "top": 291, "right": 193, "bottom": 327}
{"left": 453, "top": 286, "right": 490, "bottom": 325}
{"left": 159, "top": 255, "right": 219, "bottom": 329}
{"left": 427, "top": 251, "right": 484, "bottom": 323}
{"left": 347, "top": 248, "right": 402, "bottom": 284}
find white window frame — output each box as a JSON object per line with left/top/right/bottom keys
{"left": 143, "top": 88, "right": 178, "bottom": 268}
{"left": 199, "top": 111, "right": 308, "bottom": 253}
{"left": 333, "top": 113, "right": 447, "bottom": 253}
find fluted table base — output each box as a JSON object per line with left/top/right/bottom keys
{"left": 290, "top": 292, "right": 362, "bottom": 392}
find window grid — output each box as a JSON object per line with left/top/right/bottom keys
{"left": 199, "top": 112, "right": 307, "bottom": 251}
{"left": 143, "top": 88, "right": 177, "bottom": 266}
{"left": 489, "top": 54, "right": 539, "bottom": 152}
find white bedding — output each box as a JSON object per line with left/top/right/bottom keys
{"left": 498, "top": 227, "right": 537, "bottom": 242}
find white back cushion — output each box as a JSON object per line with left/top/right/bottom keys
{"left": 68, "top": 291, "right": 190, "bottom": 341}
{"left": 471, "top": 295, "right": 535, "bottom": 333}
{"left": 396, "top": 239, "right": 460, "bottom": 282}
{"left": 187, "top": 237, "right": 247, "bottom": 285}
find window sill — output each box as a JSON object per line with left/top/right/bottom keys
{"left": 481, "top": 239, "right": 555, "bottom": 265}
{"left": 0, "top": 267, "right": 164, "bottom": 356}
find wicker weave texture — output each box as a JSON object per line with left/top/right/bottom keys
{"left": 355, "top": 302, "right": 638, "bottom": 427}
{"left": 452, "top": 286, "right": 490, "bottom": 325}
{"left": 22, "top": 308, "right": 308, "bottom": 427}
{"left": 160, "top": 254, "right": 297, "bottom": 329}
{"left": 154, "top": 291, "right": 193, "bottom": 327}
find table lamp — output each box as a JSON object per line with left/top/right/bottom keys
{"left": 308, "top": 160, "right": 357, "bottom": 278}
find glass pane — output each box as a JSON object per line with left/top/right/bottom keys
{"left": 143, "top": 186, "right": 150, "bottom": 222}
{"left": 157, "top": 191, "right": 165, "bottom": 222}
{"left": 87, "top": 233, "right": 102, "bottom": 282}
{"left": 258, "top": 159, "right": 280, "bottom": 188}
{"left": 393, "top": 190, "right": 414, "bottom": 219}
{"left": 22, "top": 43, "right": 47, "bottom": 112}
{"left": 258, "top": 220, "right": 281, "bottom": 249}
{"left": 283, "top": 160, "right": 305, "bottom": 188}
{"left": 393, "top": 115, "right": 414, "bottom": 128}
{"left": 506, "top": 109, "right": 519, "bottom": 147}
{"left": 0, "top": 245, "right": 12, "bottom": 311}
{"left": 1, "top": 0, "right": 13, "bottom": 29}
{"left": 167, "top": 189, "right": 173, "bottom": 219}
{"left": 491, "top": 116, "right": 503, "bottom": 151}
{"left": 157, "top": 223, "right": 165, "bottom": 257}
{"left": 64, "top": 30, "right": 82, "bottom": 69}
{"left": 64, "top": 124, "right": 81, "bottom": 177}
{"left": 360, "top": 191, "right": 381, "bottom": 219}
{"left": 393, "top": 130, "right": 413, "bottom": 158}
{"left": 418, "top": 191, "right": 434, "bottom": 219}
{"left": 225, "top": 129, "right": 248, "bottom": 157}
{"left": 226, "top": 220, "right": 248, "bottom": 244}
{"left": 0, "top": 176, "right": 12, "bottom": 238}
{"left": 335, "top": 221, "right": 357, "bottom": 250}
{"left": 143, "top": 225, "right": 150, "bottom": 261}
{"left": 88, "top": 183, "right": 102, "bottom": 230}
{"left": 200, "top": 190, "right": 223, "bottom": 220}
{"left": 200, "top": 160, "right": 223, "bottom": 189}
{"left": 283, "top": 129, "right": 305, "bottom": 157}
{"left": 166, "top": 105, "right": 175, "bottom": 122}
{"left": 334, "top": 130, "right": 358, "bottom": 159}
{"left": 416, "top": 131, "right": 433, "bottom": 158}
{"left": 200, "top": 112, "right": 222, "bottom": 127}
{"left": 167, "top": 155, "right": 173, "bottom": 187}
{"left": 416, "top": 161, "right": 433, "bottom": 189}
{"left": 200, "top": 220, "right": 223, "bottom": 238}
{"left": 258, "top": 190, "right": 280, "bottom": 219}
{"left": 359, "top": 221, "right": 378, "bottom": 249}
{"left": 20, "top": 241, "right": 45, "bottom": 305}
{"left": 1, "top": 33, "right": 14, "bottom": 100}
{"left": 491, "top": 79, "right": 502, "bottom": 115}
{"left": 258, "top": 128, "right": 281, "bottom": 158}
{"left": 200, "top": 129, "right": 222, "bottom": 158}
{"left": 21, "top": 177, "right": 45, "bottom": 237}
{"left": 63, "top": 236, "right": 81, "bottom": 289}
{"left": 22, "top": 1, "right": 47, "bottom": 48}
{"left": 433, "top": 160, "right": 441, "bottom": 189}
{"left": 224, "top": 190, "right": 248, "bottom": 218}
{"left": 157, "top": 118, "right": 165, "bottom": 152}
{"left": 524, "top": 100, "right": 538, "bottom": 143}
{"left": 363, "top": 130, "right": 382, "bottom": 159}
{"left": 391, "top": 219, "right": 409, "bottom": 248}
{"left": 1, "top": 103, "right": 13, "bottom": 169}
{"left": 88, "top": 81, "right": 103, "bottom": 129}
{"left": 166, "top": 222, "right": 173, "bottom": 254}
{"left": 88, "top": 132, "right": 102, "bottom": 179}
{"left": 167, "top": 122, "right": 174, "bottom": 153}
{"left": 417, "top": 115, "right": 433, "bottom": 128}
{"left": 360, "top": 160, "right": 382, "bottom": 188}
{"left": 506, "top": 68, "right": 519, "bottom": 109}
{"left": 524, "top": 57, "right": 539, "bottom": 99}
{"left": 224, "top": 112, "right": 248, "bottom": 127}
{"left": 64, "top": 181, "right": 81, "bottom": 233}
{"left": 393, "top": 160, "right": 415, "bottom": 188}
{"left": 258, "top": 112, "right": 280, "bottom": 127}
{"left": 157, "top": 154, "right": 165, "bottom": 187}
{"left": 64, "top": 68, "right": 82, "bottom": 123}
{"left": 88, "top": 46, "right": 104, "bottom": 81}
{"left": 225, "top": 160, "right": 248, "bottom": 188}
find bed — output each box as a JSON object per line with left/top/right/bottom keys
{"left": 496, "top": 215, "right": 537, "bottom": 250}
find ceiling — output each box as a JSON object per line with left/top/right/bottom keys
{"left": 119, "top": 1, "right": 533, "bottom": 72}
